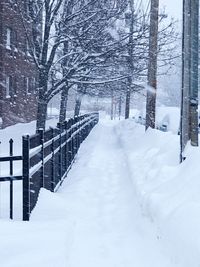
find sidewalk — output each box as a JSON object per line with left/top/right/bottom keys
{"left": 0, "top": 119, "right": 178, "bottom": 267}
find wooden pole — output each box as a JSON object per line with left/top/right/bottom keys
{"left": 145, "top": 0, "right": 159, "bottom": 130}
{"left": 180, "top": 0, "right": 199, "bottom": 161}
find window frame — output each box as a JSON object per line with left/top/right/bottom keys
{"left": 6, "top": 27, "right": 12, "bottom": 50}
{"left": 5, "top": 76, "right": 12, "bottom": 98}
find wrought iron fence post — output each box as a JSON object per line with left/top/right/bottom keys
{"left": 71, "top": 118, "right": 75, "bottom": 161}
{"left": 77, "top": 117, "right": 81, "bottom": 150}
{"left": 68, "top": 119, "right": 72, "bottom": 166}
{"left": 74, "top": 116, "right": 79, "bottom": 153}
{"left": 50, "top": 127, "right": 55, "bottom": 192}
{"left": 22, "top": 135, "right": 30, "bottom": 221}
{"left": 64, "top": 121, "right": 68, "bottom": 172}
{"left": 57, "top": 122, "right": 63, "bottom": 181}
{"left": 38, "top": 129, "right": 44, "bottom": 188}
{"left": 9, "top": 139, "right": 13, "bottom": 220}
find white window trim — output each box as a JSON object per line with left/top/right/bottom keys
{"left": 26, "top": 41, "right": 31, "bottom": 57}
{"left": 26, "top": 77, "right": 31, "bottom": 95}
{"left": 6, "top": 28, "right": 11, "bottom": 50}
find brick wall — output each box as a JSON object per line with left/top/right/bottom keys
{"left": 0, "top": 0, "right": 38, "bottom": 128}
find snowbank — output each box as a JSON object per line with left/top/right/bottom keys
{"left": 116, "top": 119, "right": 200, "bottom": 267}
{"left": 156, "top": 106, "right": 180, "bottom": 134}
{"left": 131, "top": 106, "right": 180, "bottom": 134}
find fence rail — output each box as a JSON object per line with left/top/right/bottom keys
{"left": 0, "top": 113, "right": 99, "bottom": 221}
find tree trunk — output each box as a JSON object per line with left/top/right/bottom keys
{"left": 74, "top": 94, "right": 82, "bottom": 117}
{"left": 145, "top": 0, "right": 159, "bottom": 130}
{"left": 126, "top": 0, "right": 134, "bottom": 120}
{"left": 118, "top": 95, "right": 122, "bottom": 120}
{"left": 36, "top": 99, "right": 48, "bottom": 131}
{"left": 125, "top": 82, "right": 131, "bottom": 119}
{"left": 59, "top": 85, "right": 69, "bottom": 124}
{"left": 114, "top": 102, "right": 117, "bottom": 120}
{"left": 125, "top": 89, "right": 130, "bottom": 119}
{"left": 111, "top": 89, "right": 114, "bottom": 120}
{"left": 36, "top": 70, "right": 48, "bottom": 131}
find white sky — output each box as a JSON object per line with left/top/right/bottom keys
{"left": 160, "top": 0, "right": 182, "bottom": 20}
{"left": 138, "top": 0, "right": 182, "bottom": 20}
{"left": 137, "top": 0, "right": 183, "bottom": 31}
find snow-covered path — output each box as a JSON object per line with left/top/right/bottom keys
{"left": 33, "top": 120, "right": 175, "bottom": 267}
{"left": 0, "top": 119, "right": 179, "bottom": 267}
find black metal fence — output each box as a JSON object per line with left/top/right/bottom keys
{"left": 0, "top": 139, "right": 23, "bottom": 220}
{"left": 0, "top": 113, "right": 99, "bottom": 221}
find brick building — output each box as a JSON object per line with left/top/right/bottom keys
{"left": 0, "top": 0, "right": 38, "bottom": 128}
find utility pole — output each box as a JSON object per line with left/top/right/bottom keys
{"left": 189, "top": 0, "right": 199, "bottom": 146}
{"left": 180, "top": 0, "right": 199, "bottom": 162}
{"left": 145, "top": 0, "right": 159, "bottom": 130}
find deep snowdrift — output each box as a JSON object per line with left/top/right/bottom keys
{"left": 116, "top": 119, "right": 200, "bottom": 267}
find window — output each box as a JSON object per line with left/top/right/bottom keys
{"left": 33, "top": 78, "right": 37, "bottom": 93}
{"left": 25, "top": 40, "right": 31, "bottom": 56}
{"left": 29, "top": 77, "right": 35, "bottom": 93}
{"left": 6, "top": 28, "right": 12, "bottom": 49}
{"left": 5, "top": 76, "right": 12, "bottom": 98}
{"left": 24, "top": 77, "right": 31, "bottom": 94}
{"left": 13, "top": 77, "right": 17, "bottom": 96}
{"left": 12, "top": 30, "right": 18, "bottom": 50}
{"left": 125, "top": 12, "right": 131, "bottom": 27}
{"left": 26, "top": 77, "right": 29, "bottom": 94}
{"left": 5, "top": 76, "right": 17, "bottom": 97}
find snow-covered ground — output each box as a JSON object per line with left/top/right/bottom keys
{"left": 0, "top": 116, "right": 200, "bottom": 266}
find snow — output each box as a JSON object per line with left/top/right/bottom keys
{"left": 155, "top": 106, "right": 180, "bottom": 134}
{"left": 0, "top": 117, "right": 200, "bottom": 266}
{"left": 47, "top": 107, "right": 59, "bottom": 115}
{"left": 116, "top": 119, "right": 200, "bottom": 267}
{"left": 131, "top": 106, "right": 180, "bottom": 134}
{"left": 0, "top": 118, "right": 58, "bottom": 157}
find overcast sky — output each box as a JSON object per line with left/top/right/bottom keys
{"left": 138, "top": 0, "right": 183, "bottom": 30}
{"left": 139, "top": 0, "right": 182, "bottom": 20}
{"left": 160, "top": 0, "right": 182, "bottom": 20}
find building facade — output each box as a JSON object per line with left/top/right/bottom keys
{"left": 0, "top": 0, "right": 38, "bottom": 128}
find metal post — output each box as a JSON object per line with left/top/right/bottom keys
{"left": 9, "top": 139, "right": 13, "bottom": 220}
{"left": 50, "top": 127, "right": 55, "bottom": 192}
{"left": 68, "top": 119, "right": 72, "bottom": 166}
{"left": 64, "top": 121, "right": 69, "bottom": 171}
{"left": 77, "top": 117, "right": 80, "bottom": 151}
{"left": 180, "top": 0, "right": 185, "bottom": 162}
{"left": 57, "top": 122, "right": 63, "bottom": 180}
{"left": 38, "top": 129, "right": 44, "bottom": 187}
{"left": 22, "top": 135, "right": 30, "bottom": 221}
